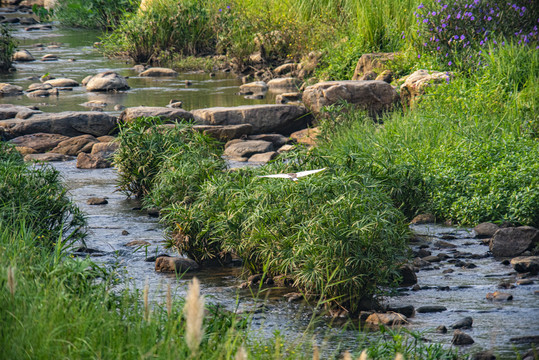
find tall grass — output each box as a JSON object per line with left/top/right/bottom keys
{"left": 0, "top": 24, "right": 15, "bottom": 72}
{"left": 54, "top": 0, "right": 139, "bottom": 29}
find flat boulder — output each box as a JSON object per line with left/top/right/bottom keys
{"left": 0, "top": 111, "right": 118, "bottom": 139}
{"left": 86, "top": 71, "right": 129, "bottom": 92}
{"left": 24, "top": 153, "right": 72, "bottom": 162}
{"left": 51, "top": 134, "right": 99, "bottom": 155}
{"left": 223, "top": 140, "right": 273, "bottom": 158}
{"left": 41, "top": 54, "right": 58, "bottom": 61}
{"left": 118, "top": 106, "right": 193, "bottom": 123}
{"left": 302, "top": 80, "right": 399, "bottom": 118}
{"left": 12, "top": 49, "right": 35, "bottom": 62}
{"left": 267, "top": 77, "right": 300, "bottom": 91}
{"left": 140, "top": 67, "right": 178, "bottom": 77}
{"left": 290, "top": 127, "right": 320, "bottom": 146}
{"left": 248, "top": 151, "right": 277, "bottom": 163}
{"left": 490, "top": 226, "right": 539, "bottom": 257}
{"left": 0, "top": 104, "right": 41, "bottom": 120}
{"left": 10, "top": 133, "right": 69, "bottom": 152}
{"left": 510, "top": 256, "right": 539, "bottom": 274}
{"left": 0, "top": 83, "right": 23, "bottom": 96}
{"left": 192, "top": 124, "right": 252, "bottom": 141}
{"left": 400, "top": 69, "right": 451, "bottom": 107}
{"left": 276, "top": 92, "right": 301, "bottom": 104}
{"left": 44, "top": 78, "right": 79, "bottom": 88}
{"left": 247, "top": 133, "right": 289, "bottom": 148}
{"left": 274, "top": 63, "right": 299, "bottom": 76}
{"left": 191, "top": 104, "right": 311, "bottom": 135}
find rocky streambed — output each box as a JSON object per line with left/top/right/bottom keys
{"left": 2, "top": 6, "right": 538, "bottom": 359}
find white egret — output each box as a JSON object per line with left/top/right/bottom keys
{"left": 257, "top": 168, "right": 326, "bottom": 182}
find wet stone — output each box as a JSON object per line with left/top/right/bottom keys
{"left": 155, "top": 256, "right": 198, "bottom": 273}
{"left": 121, "top": 230, "right": 129, "bottom": 236}
{"left": 417, "top": 249, "right": 431, "bottom": 257}
{"left": 442, "top": 268, "right": 455, "bottom": 274}
{"left": 486, "top": 291, "right": 513, "bottom": 301}
{"left": 435, "top": 240, "right": 457, "bottom": 248}
{"left": 125, "top": 240, "right": 151, "bottom": 247}
{"left": 416, "top": 305, "right": 447, "bottom": 313}
{"left": 436, "top": 325, "right": 448, "bottom": 333}
{"left": 451, "top": 316, "right": 473, "bottom": 329}
{"left": 411, "top": 213, "right": 436, "bottom": 224}
{"left": 473, "top": 350, "right": 496, "bottom": 360}
{"left": 423, "top": 255, "right": 441, "bottom": 263}
{"left": 452, "top": 329, "right": 474, "bottom": 345}
{"left": 517, "top": 279, "right": 533, "bottom": 285}
{"left": 87, "top": 197, "right": 108, "bottom": 205}
{"left": 387, "top": 305, "right": 415, "bottom": 318}
{"left": 365, "top": 312, "right": 407, "bottom": 326}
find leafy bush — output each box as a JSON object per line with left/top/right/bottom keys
{"left": 54, "top": 0, "right": 138, "bottom": 29}
{"left": 413, "top": 0, "right": 539, "bottom": 69}
{"left": 0, "top": 142, "right": 85, "bottom": 246}
{"left": 0, "top": 24, "right": 15, "bottom": 72}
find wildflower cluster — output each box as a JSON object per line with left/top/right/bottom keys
{"left": 413, "top": 0, "right": 538, "bottom": 69}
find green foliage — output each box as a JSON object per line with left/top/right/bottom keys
{"left": 0, "top": 24, "right": 15, "bottom": 72}
{"left": 0, "top": 142, "right": 85, "bottom": 246}
{"left": 54, "top": 0, "right": 138, "bottom": 29}
{"left": 114, "top": 117, "right": 223, "bottom": 199}
{"left": 32, "top": 4, "right": 54, "bottom": 22}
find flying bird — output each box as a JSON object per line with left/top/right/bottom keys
{"left": 257, "top": 168, "right": 326, "bottom": 182}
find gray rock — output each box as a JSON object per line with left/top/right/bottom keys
{"left": 192, "top": 104, "right": 311, "bottom": 135}
{"left": 119, "top": 106, "right": 193, "bottom": 123}
{"left": 87, "top": 197, "right": 108, "bottom": 205}
{"left": 0, "top": 111, "right": 117, "bottom": 138}
{"left": 27, "top": 83, "right": 53, "bottom": 92}
{"left": 474, "top": 222, "right": 500, "bottom": 238}
{"left": 276, "top": 92, "right": 302, "bottom": 104}
{"left": 223, "top": 140, "right": 273, "bottom": 158}
{"left": 10, "top": 133, "right": 69, "bottom": 152}
{"left": 91, "top": 141, "right": 118, "bottom": 158}
{"left": 239, "top": 81, "right": 267, "bottom": 95}
{"left": 274, "top": 63, "right": 299, "bottom": 76}
{"left": 155, "top": 256, "right": 199, "bottom": 273}
{"left": 0, "top": 83, "right": 23, "bottom": 96}
{"left": 76, "top": 152, "right": 112, "bottom": 169}
{"left": 26, "top": 88, "right": 58, "bottom": 97}
{"left": 416, "top": 305, "right": 447, "bottom": 313}
{"left": 302, "top": 80, "right": 399, "bottom": 118}
{"left": 140, "top": 67, "right": 178, "bottom": 77}
{"left": 125, "top": 240, "right": 151, "bottom": 247}
{"left": 511, "top": 256, "right": 539, "bottom": 274}
{"left": 0, "top": 104, "right": 41, "bottom": 120}
{"left": 41, "top": 54, "right": 58, "bottom": 61}
{"left": 81, "top": 75, "right": 93, "bottom": 86}
{"left": 86, "top": 71, "right": 129, "bottom": 92}
{"left": 452, "top": 330, "right": 474, "bottom": 345}
{"left": 267, "top": 77, "right": 300, "bottom": 91}
{"left": 24, "top": 153, "right": 72, "bottom": 162}
{"left": 398, "top": 264, "right": 417, "bottom": 286}
{"left": 486, "top": 291, "right": 513, "bottom": 301}
{"left": 436, "top": 325, "right": 448, "bottom": 333}
{"left": 490, "top": 226, "right": 539, "bottom": 257}
{"left": 352, "top": 53, "right": 395, "bottom": 80}
{"left": 387, "top": 305, "right": 415, "bottom": 318}
{"left": 451, "top": 316, "right": 473, "bottom": 329}
{"left": 12, "top": 49, "right": 34, "bottom": 62}
{"left": 400, "top": 69, "right": 452, "bottom": 108}
{"left": 473, "top": 350, "right": 496, "bottom": 360}
{"left": 51, "top": 134, "right": 98, "bottom": 155}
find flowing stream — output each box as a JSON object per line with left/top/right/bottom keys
{"left": 2, "top": 10, "right": 538, "bottom": 358}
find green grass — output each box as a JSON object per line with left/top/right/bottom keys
{"left": 54, "top": 0, "right": 138, "bottom": 29}
{"left": 0, "top": 24, "right": 15, "bottom": 72}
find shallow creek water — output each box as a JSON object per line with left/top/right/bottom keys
{"left": 3, "top": 11, "right": 538, "bottom": 358}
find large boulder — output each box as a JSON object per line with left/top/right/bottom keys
{"left": 51, "top": 134, "right": 99, "bottom": 155}
{"left": 0, "top": 104, "right": 41, "bottom": 120}
{"left": 118, "top": 106, "right": 194, "bottom": 123}
{"left": 0, "top": 83, "right": 24, "bottom": 96}
{"left": 85, "top": 71, "right": 129, "bottom": 92}
{"left": 400, "top": 69, "right": 451, "bottom": 107}
{"left": 75, "top": 141, "right": 118, "bottom": 169}
{"left": 24, "top": 153, "right": 73, "bottom": 162}
{"left": 302, "top": 80, "right": 399, "bottom": 118}
{"left": 12, "top": 49, "right": 35, "bottom": 62}
{"left": 510, "top": 256, "right": 539, "bottom": 274}
{"left": 191, "top": 104, "right": 311, "bottom": 135}
{"left": 44, "top": 78, "right": 79, "bottom": 88}
{"left": 10, "top": 133, "right": 69, "bottom": 152}
{"left": 0, "top": 112, "right": 118, "bottom": 139}
{"left": 474, "top": 222, "right": 500, "bottom": 238}
{"left": 140, "top": 67, "right": 178, "bottom": 77}
{"left": 489, "top": 226, "right": 539, "bottom": 257}
{"left": 352, "top": 52, "right": 395, "bottom": 80}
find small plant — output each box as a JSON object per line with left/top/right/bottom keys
{"left": 0, "top": 24, "right": 15, "bottom": 72}
{"left": 32, "top": 4, "right": 53, "bottom": 22}
{"left": 54, "top": 0, "right": 138, "bottom": 29}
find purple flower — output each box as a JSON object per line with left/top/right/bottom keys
{"left": 418, "top": 3, "right": 424, "bottom": 9}
{"left": 423, "top": 19, "right": 428, "bottom": 23}
{"left": 437, "top": 46, "right": 441, "bottom": 50}
{"left": 442, "top": 23, "right": 447, "bottom": 28}
{"left": 219, "top": 8, "right": 222, "bottom": 12}
{"left": 471, "top": 16, "right": 475, "bottom": 20}
{"left": 227, "top": 5, "right": 230, "bottom": 9}
{"left": 460, "top": 35, "right": 465, "bottom": 40}
{"left": 454, "top": 35, "right": 459, "bottom": 39}
{"left": 448, "top": 61, "right": 452, "bottom": 66}
{"left": 418, "top": 54, "right": 421, "bottom": 59}
{"left": 487, "top": 16, "right": 492, "bottom": 21}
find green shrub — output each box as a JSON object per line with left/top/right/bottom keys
{"left": 54, "top": 0, "right": 138, "bottom": 29}
{"left": 0, "top": 24, "right": 15, "bottom": 72}
{"left": 0, "top": 142, "right": 85, "bottom": 246}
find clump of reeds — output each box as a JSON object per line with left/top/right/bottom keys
{"left": 184, "top": 277, "right": 205, "bottom": 357}
{"left": 235, "top": 346, "right": 247, "bottom": 360}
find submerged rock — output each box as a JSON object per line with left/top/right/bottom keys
{"left": 140, "top": 67, "right": 178, "bottom": 77}
{"left": 239, "top": 81, "right": 268, "bottom": 95}
{"left": 452, "top": 330, "right": 474, "bottom": 345}
{"left": 155, "top": 256, "right": 199, "bottom": 273}
{"left": 451, "top": 316, "right": 473, "bottom": 329}
{"left": 365, "top": 312, "right": 407, "bottom": 326}
{"left": 0, "top": 83, "right": 23, "bottom": 96}
{"left": 511, "top": 256, "right": 539, "bottom": 274}
{"left": 12, "top": 49, "right": 35, "bottom": 62}
{"left": 416, "top": 305, "right": 447, "bottom": 313}
{"left": 87, "top": 197, "right": 108, "bottom": 205}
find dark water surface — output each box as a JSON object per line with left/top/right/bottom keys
{"left": 3, "top": 13, "right": 538, "bottom": 358}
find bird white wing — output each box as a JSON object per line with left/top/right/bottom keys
{"left": 295, "top": 168, "right": 326, "bottom": 178}
{"left": 257, "top": 174, "right": 293, "bottom": 179}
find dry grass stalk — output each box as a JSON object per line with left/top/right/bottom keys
{"left": 312, "top": 344, "right": 319, "bottom": 360}
{"left": 394, "top": 353, "right": 404, "bottom": 360}
{"left": 143, "top": 279, "right": 150, "bottom": 321}
{"left": 7, "top": 266, "right": 16, "bottom": 297}
{"left": 343, "top": 350, "right": 352, "bottom": 360}
{"left": 235, "top": 346, "right": 248, "bottom": 360}
{"left": 184, "top": 277, "right": 204, "bottom": 356}
{"left": 166, "top": 282, "right": 172, "bottom": 316}
{"left": 358, "top": 350, "right": 368, "bottom": 360}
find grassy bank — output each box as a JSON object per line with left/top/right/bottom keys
{"left": 0, "top": 141, "right": 459, "bottom": 359}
